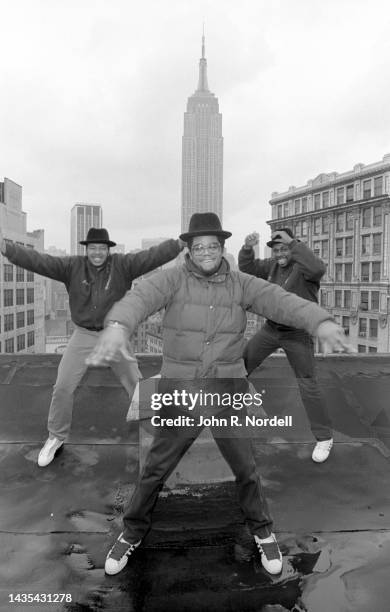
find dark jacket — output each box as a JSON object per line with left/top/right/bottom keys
{"left": 106, "top": 255, "right": 332, "bottom": 378}
{"left": 4, "top": 240, "right": 182, "bottom": 330}
{"left": 238, "top": 240, "right": 326, "bottom": 331}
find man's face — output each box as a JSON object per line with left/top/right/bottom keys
{"left": 86, "top": 243, "right": 109, "bottom": 267}
{"left": 272, "top": 243, "right": 291, "bottom": 268}
{"left": 190, "top": 235, "right": 223, "bottom": 274}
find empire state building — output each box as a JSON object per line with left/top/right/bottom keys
{"left": 181, "top": 35, "right": 223, "bottom": 232}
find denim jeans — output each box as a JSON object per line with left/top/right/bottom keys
{"left": 244, "top": 323, "right": 332, "bottom": 441}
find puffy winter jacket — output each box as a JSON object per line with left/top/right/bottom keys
{"left": 107, "top": 255, "right": 333, "bottom": 378}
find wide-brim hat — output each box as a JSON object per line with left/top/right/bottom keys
{"left": 79, "top": 227, "right": 116, "bottom": 247}
{"left": 180, "top": 212, "right": 232, "bottom": 242}
{"left": 267, "top": 227, "right": 295, "bottom": 248}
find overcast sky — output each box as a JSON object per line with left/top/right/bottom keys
{"left": 1, "top": 0, "right": 390, "bottom": 257}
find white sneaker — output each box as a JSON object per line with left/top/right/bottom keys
{"left": 37, "top": 437, "right": 64, "bottom": 467}
{"left": 312, "top": 438, "right": 333, "bottom": 463}
{"left": 254, "top": 533, "right": 283, "bottom": 574}
{"left": 105, "top": 533, "right": 141, "bottom": 575}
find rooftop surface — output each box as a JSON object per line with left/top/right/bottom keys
{"left": 0, "top": 353, "right": 389, "bottom": 612}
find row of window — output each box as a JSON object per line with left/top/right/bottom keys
{"left": 3, "top": 288, "right": 34, "bottom": 307}
{"left": 287, "top": 205, "right": 382, "bottom": 238}
{"left": 1, "top": 310, "right": 35, "bottom": 332}
{"left": 3, "top": 263, "right": 34, "bottom": 283}
{"left": 321, "top": 288, "right": 382, "bottom": 311}
{"left": 334, "top": 234, "right": 382, "bottom": 257}
{"left": 357, "top": 345, "right": 378, "bottom": 353}
{"left": 359, "top": 318, "right": 378, "bottom": 339}
{"left": 0, "top": 331, "right": 35, "bottom": 353}
{"left": 277, "top": 176, "right": 384, "bottom": 218}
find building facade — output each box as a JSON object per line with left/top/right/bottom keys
{"left": 0, "top": 177, "right": 45, "bottom": 353}
{"left": 268, "top": 154, "right": 390, "bottom": 353}
{"left": 181, "top": 35, "right": 223, "bottom": 232}
{"left": 70, "top": 203, "right": 102, "bottom": 255}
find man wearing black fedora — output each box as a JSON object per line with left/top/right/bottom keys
{"left": 86, "top": 212, "right": 352, "bottom": 577}
{"left": 0, "top": 226, "right": 183, "bottom": 466}
{"left": 239, "top": 228, "right": 334, "bottom": 463}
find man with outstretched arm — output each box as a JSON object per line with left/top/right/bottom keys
{"left": 86, "top": 213, "right": 352, "bottom": 577}
{"left": 239, "top": 227, "right": 335, "bottom": 462}
{"left": 0, "top": 225, "right": 183, "bottom": 466}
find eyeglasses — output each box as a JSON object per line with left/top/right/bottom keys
{"left": 191, "top": 243, "right": 222, "bottom": 255}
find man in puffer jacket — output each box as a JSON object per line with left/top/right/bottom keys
{"left": 238, "top": 228, "right": 333, "bottom": 463}
{"left": 87, "top": 213, "right": 352, "bottom": 577}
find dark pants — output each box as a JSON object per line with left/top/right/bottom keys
{"left": 122, "top": 401, "right": 273, "bottom": 543}
{"left": 244, "top": 323, "right": 332, "bottom": 441}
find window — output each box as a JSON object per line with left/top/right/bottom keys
{"left": 342, "top": 316, "right": 350, "bottom": 335}
{"left": 314, "top": 194, "right": 321, "bottom": 210}
{"left": 336, "top": 213, "right": 344, "bottom": 232}
{"left": 16, "top": 288, "right": 24, "bottom": 305}
{"left": 373, "top": 205, "right": 382, "bottom": 226}
{"left": 336, "top": 238, "right": 343, "bottom": 257}
{"left": 322, "top": 191, "right": 329, "bottom": 208}
{"left": 335, "top": 264, "right": 343, "bottom": 282}
{"left": 294, "top": 199, "right": 300, "bottom": 215}
{"left": 16, "top": 312, "right": 25, "bottom": 328}
{"left": 3, "top": 289, "right": 13, "bottom": 307}
{"left": 283, "top": 203, "right": 289, "bottom": 217}
{"left": 16, "top": 266, "right": 24, "bottom": 282}
{"left": 361, "top": 235, "right": 370, "bottom": 255}
{"left": 302, "top": 197, "right": 308, "bottom": 213}
{"left": 345, "top": 237, "right": 353, "bottom": 256}
{"left": 374, "top": 176, "right": 383, "bottom": 197}
{"left": 313, "top": 218, "right": 321, "bottom": 234}
{"left": 277, "top": 205, "right": 282, "bottom": 219}
{"left": 313, "top": 241, "right": 321, "bottom": 256}
{"left": 372, "top": 262, "right": 381, "bottom": 281}
{"left": 368, "top": 346, "right": 377, "bottom": 353}
{"left": 322, "top": 216, "right": 329, "bottom": 234}
{"left": 335, "top": 290, "right": 342, "bottom": 307}
{"left": 27, "top": 331, "right": 35, "bottom": 347}
{"left": 373, "top": 233, "right": 382, "bottom": 255}
{"left": 371, "top": 291, "right": 380, "bottom": 311}
{"left": 5, "top": 338, "right": 14, "bottom": 353}
{"left": 361, "top": 262, "right": 370, "bottom": 282}
{"left": 359, "top": 318, "right": 367, "bottom": 337}
{"left": 301, "top": 220, "right": 308, "bottom": 235}
{"left": 358, "top": 345, "right": 367, "bottom": 353}
{"left": 320, "top": 291, "right": 327, "bottom": 307}
{"left": 346, "top": 184, "right": 354, "bottom": 202}
{"left": 362, "top": 208, "right": 371, "bottom": 227}
{"left": 27, "top": 288, "right": 34, "bottom": 303}
{"left": 360, "top": 291, "right": 369, "bottom": 311}
{"left": 26, "top": 270, "right": 34, "bottom": 282}
{"left": 27, "top": 310, "right": 34, "bottom": 325}
{"left": 344, "top": 290, "right": 351, "bottom": 309}
{"left": 4, "top": 314, "right": 14, "bottom": 331}
{"left": 336, "top": 187, "right": 344, "bottom": 204}
{"left": 3, "top": 264, "right": 13, "bottom": 282}
{"left": 369, "top": 319, "right": 378, "bottom": 338}
{"left": 363, "top": 179, "right": 371, "bottom": 199}
{"left": 17, "top": 334, "right": 25, "bottom": 351}
{"left": 346, "top": 211, "right": 354, "bottom": 230}
{"left": 322, "top": 240, "right": 329, "bottom": 259}
{"left": 344, "top": 263, "right": 352, "bottom": 282}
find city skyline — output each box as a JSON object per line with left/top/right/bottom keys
{"left": 0, "top": 1, "right": 389, "bottom": 257}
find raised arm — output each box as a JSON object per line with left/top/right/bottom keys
{"left": 0, "top": 228, "right": 70, "bottom": 282}
{"left": 122, "top": 239, "right": 185, "bottom": 279}
{"left": 238, "top": 232, "right": 272, "bottom": 279}
{"left": 288, "top": 240, "right": 326, "bottom": 282}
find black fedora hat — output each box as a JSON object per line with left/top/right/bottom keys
{"left": 180, "top": 212, "right": 232, "bottom": 242}
{"left": 79, "top": 227, "right": 116, "bottom": 247}
{"left": 267, "top": 227, "right": 295, "bottom": 248}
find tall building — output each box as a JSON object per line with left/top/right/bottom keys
{"left": 268, "top": 154, "right": 390, "bottom": 353}
{"left": 70, "top": 203, "right": 102, "bottom": 255}
{"left": 0, "top": 177, "right": 45, "bottom": 353}
{"left": 181, "top": 34, "right": 223, "bottom": 232}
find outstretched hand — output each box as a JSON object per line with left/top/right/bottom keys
{"left": 315, "top": 320, "right": 356, "bottom": 355}
{"left": 244, "top": 231, "right": 259, "bottom": 248}
{"left": 86, "top": 326, "right": 137, "bottom": 366}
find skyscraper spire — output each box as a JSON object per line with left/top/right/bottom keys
{"left": 197, "top": 29, "right": 209, "bottom": 92}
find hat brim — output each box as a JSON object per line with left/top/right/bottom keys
{"left": 179, "top": 229, "right": 232, "bottom": 241}
{"left": 80, "top": 239, "right": 116, "bottom": 247}
{"left": 266, "top": 239, "right": 282, "bottom": 248}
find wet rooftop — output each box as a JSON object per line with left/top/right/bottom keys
{"left": 0, "top": 353, "right": 389, "bottom": 612}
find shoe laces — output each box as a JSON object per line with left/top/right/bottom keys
{"left": 110, "top": 538, "right": 138, "bottom": 561}
{"left": 255, "top": 538, "right": 280, "bottom": 561}
{"left": 316, "top": 439, "right": 333, "bottom": 451}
